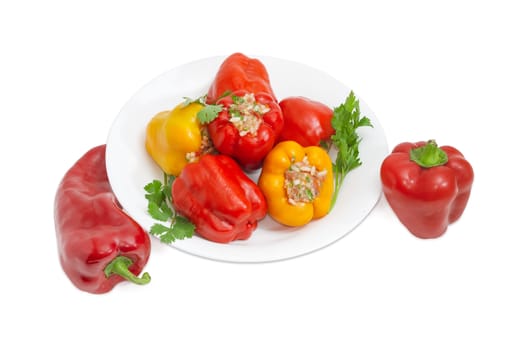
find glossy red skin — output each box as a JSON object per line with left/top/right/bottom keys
{"left": 172, "top": 154, "right": 267, "bottom": 244}
{"left": 206, "top": 52, "right": 277, "bottom": 104}
{"left": 207, "top": 90, "right": 283, "bottom": 171}
{"left": 278, "top": 96, "right": 334, "bottom": 147}
{"left": 380, "top": 141, "right": 474, "bottom": 238}
{"left": 54, "top": 145, "right": 151, "bottom": 293}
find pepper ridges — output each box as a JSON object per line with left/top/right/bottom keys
{"left": 171, "top": 154, "right": 267, "bottom": 243}
{"left": 54, "top": 145, "right": 151, "bottom": 294}
{"left": 380, "top": 140, "right": 474, "bottom": 238}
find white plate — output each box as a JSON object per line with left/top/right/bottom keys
{"left": 106, "top": 55, "right": 388, "bottom": 263}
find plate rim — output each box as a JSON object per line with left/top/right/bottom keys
{"left": 105, "top": 54, "right": 389, "bottom": 263}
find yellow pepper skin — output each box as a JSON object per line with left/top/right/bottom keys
{"left": 258, "top": 140, "right": 334, "bottom": 227}
{"left": 145, "top": 102, "right": 204, "bottom": 176}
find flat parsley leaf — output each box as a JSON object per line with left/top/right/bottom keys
{"left": 330, "top": 91, "right": 373, "bottom": 209}
{"left": 197, "top": 104, "right": 223, "bottom": 124}
{"left": 144, "top": 174, "right": 194, "bottom": 243}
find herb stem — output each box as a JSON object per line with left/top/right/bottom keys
{"left": 330, "top": 169, "right": 345, "bottom": 211}
{"left": 329, "top": 91, "right": 372, "bottom": 211}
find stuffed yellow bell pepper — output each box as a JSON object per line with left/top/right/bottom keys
{"left": 145, "top": 102, "right": 212, "bottom": 176}
{"left": 258, "top": 140, "right": 333, "bottom": 227}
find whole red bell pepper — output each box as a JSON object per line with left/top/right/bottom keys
{"left": 171, "top": 154, "right": 267, "bottom": 243}
{"left": 380, "top": 140, "right": 474, "bottom": 239}
{"left": 277, "top": 96, "right": 335, "bottom": 147}
{"left": 206, "top": 52, "right": 277, "bottom": 104}
{"left": 207, "top": 90, "right": 283, "bottom": 171}
{"left": 54, "top": 145, "right": 151, "bottom": 294}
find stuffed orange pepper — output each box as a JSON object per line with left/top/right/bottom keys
{"left": 258, "top": 141, "right": 333, "bottom": 227}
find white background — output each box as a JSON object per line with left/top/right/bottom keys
{"left": 1, "top": 1, "right": 508, "bottom": 349}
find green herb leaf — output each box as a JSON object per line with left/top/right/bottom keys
{"left": 182, "top": 97, "right": 195, "bottom": 107}
{"left": 330, "top": 91, "right": 373, "bottom": 210}
{"left": 144, "top": 180, "right": 164, "bottom": 205}
{"left": 168, "top": 216, "right": 195, "bottom": 241}
{"left": 150, "top": 223, "right": 171, "bottom": 236}
{"left": 231, "top": 95, "right": 245, "bottom": 104}
{"left": 217, "top": 90, "right": 232, "bottom": 100}
{"left": 182, "top": 95, "right": 207, "bottom": 107}
{"left": 144, "top": 174, "right": 194, "bottom": 244}
{"left": 197, "top": 104, "right": 223, "bottom": 124}
{"left": 150, "top": 217, "right": 195, "bottom": 244}
{"left": 147, "top": 201, "right": 172, "bottom": 221}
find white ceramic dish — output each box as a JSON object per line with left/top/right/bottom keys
{"left": 106, "top": 55, "right": 388, "bottom": 263}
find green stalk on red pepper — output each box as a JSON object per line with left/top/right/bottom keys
{"left": 380, "top": 140, "right": 474, "bottom": 238}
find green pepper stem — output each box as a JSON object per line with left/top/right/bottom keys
{"left": 104, "top": 256, "right": 151, "bottom": 285}
{"left": 409, "top": 140, "right": 448, "bottom": 168}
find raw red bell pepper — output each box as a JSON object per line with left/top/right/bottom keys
{"left": 380, "top": 140, "right": 474, "bottom": 238}
{"left": 206, "top": 52, "right": 277, "bottom": 104}
{"left": 207, "top": 90, "right": 283, "bottom": 171}
{"left": 278, "top": 96, "right": 334, "bottom": 147}
{"left": 54, "top": 145, "right": 151, "bottom": 294}
{"left": 171, "top": 154, "right": 267, "bottom": 243}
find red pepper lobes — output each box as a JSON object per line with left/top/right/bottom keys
{"left": 54, "top": 145, "right": 151, "bottom": 294}
{"left": 207, "top": 90, "right": 283, "bottom": 171}
{"left": 277, "top": 96, "right": 334, "bottom": 147}
{"left": 380, "top": 140, "right": 474, "bottom": 239}
{"left": 206, "top": 52, "right": 277, "bottom": 104}
{"left": 171, "top": 154, "right": 267, "bottom": 243}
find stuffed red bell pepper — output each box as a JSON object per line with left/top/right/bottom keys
{"left": 380, "top": 140, "right": 474, "bottom": 239}
{"left": 206, "top": 90, "right": 283, "bottom": 171}
{"left": 54, "top": 145, "right": 151, "bottom": 293}
{"left": 278, "top": 96, "right": 335, "bottom": 147}
{"left": 206, "top": 52, "right": 277, "bottom": 104}
{"left": 171, "top": 154, "right": 267, "bottom": 243}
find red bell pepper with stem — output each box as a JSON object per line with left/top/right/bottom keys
{"left": 206, "top": 90, "right": 283, "bottom": 171}
{"left": 54, "top": 145, "right": 151, "bottom": 294}
{"left": 380, "top": 140, "right": 474, "bottom": 238}
{"left": 171, "top": 154, "right": 267, "bottom": 243}
{"left": 278, "top": 96, "right": 335, "bottom": 147}
{"left": 206, "top": 52, "right": 277, "bottom": 104}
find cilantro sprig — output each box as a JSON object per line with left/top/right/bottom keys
{"left": 182, "top": 92, "right": 231, "bottom": 124}
{"left": 330, "top": 91, "right": 373, "bottom": 210}
{"left": 144, "top": 174, "right": 195, "bottom": 243}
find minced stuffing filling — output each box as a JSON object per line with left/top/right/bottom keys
{"left": 228, "top": 93, "right": 270, "bottom": 136}
{"left": 284, "top": 156, "right": 327, "bottom": 205}
{"left": 185, "top": 127, "right": 214, "bottom": 163}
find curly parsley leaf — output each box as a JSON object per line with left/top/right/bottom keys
{"left": 144, "top": 175, "right": 194, "bottom": 243}
{"left": 330, "top": 91, "right": 373, "bottom": 210}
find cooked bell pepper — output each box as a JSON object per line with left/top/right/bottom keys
{"left": 278, "top": 96, "right": 335, "bottom": 147}
{"left": 145, "top": 102, "right": 212, "bottom": 176}
{"left": 171, "top": 154, "right": 267, "bottom": 243}
{"left": 54, "top": 145, "right": 151, "bottom": 294}
{"left": 206, "top": 52, "right": 277, "bottom": 104}
{"left": 380, "top": 140, "right": 474, "bottom": 239}
{"left": 258, "top": 140, "right": 334, "bottom": 227}
{"left": 207, "top": 90, "right": 283, "bottom": 171}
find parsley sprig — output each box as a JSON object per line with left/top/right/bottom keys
{"left": 144, "top": 174, "right": 195, "bottom": 243}
{"left": 330, "top": 91, "right": 373, "bottom": 210}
